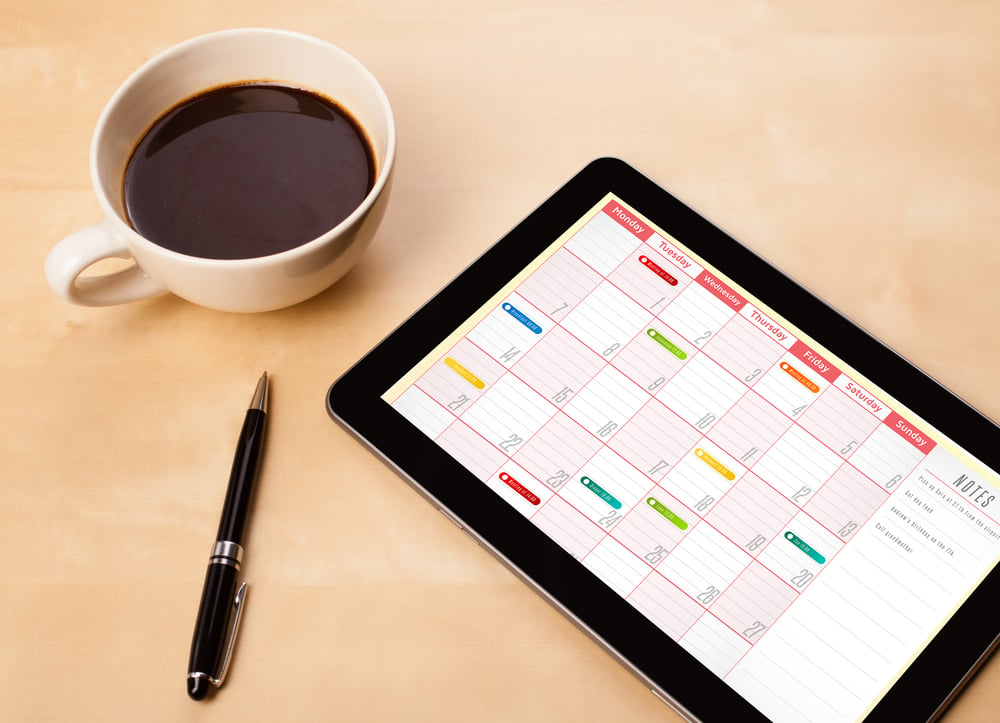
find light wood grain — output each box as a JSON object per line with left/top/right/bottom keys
{"left": 3, "top": 1, "right": 1000, "bottom": 720}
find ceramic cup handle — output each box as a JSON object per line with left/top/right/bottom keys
{"left": 45, "top": 223, "right": 168, "bottom": 306}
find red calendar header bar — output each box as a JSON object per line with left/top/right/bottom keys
{"left": 697, "top": 271, "right": 745, "bottom": 310}
{"left": 603, "top": 201, "right": 654, "bottom": 241}
{"left": 789, "top": 340, "right": 840, "bottom": 383}
{"left": 884, "top": 412, "right": 936, "bottom": 453}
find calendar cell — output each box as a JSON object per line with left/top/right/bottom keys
{"left": 460, "top": 373, "right": 556, "bottom": 455}
{"left": 511, "top": 326, "right": 605, "bottom": 409}
{"left": 711, "top": 560, "right": 798, "bottom": 643}
{"left": 612, "top": 486, "right": 692, "bottom": 564}
{"left": 608, "top": 398, "right": 703, "bottom": 483}
{"left": 657, "top": 523, "right": 750, "bottom": 605}
{"left": 706, "top": 391, "right": 792, "bottom": 465}
{"left": 390, "top": 386, "right": 455, "bottom": 438}
{"left": 561, "top": 281, "right": 652, "bottom": 360}
{"left": 753, "top": 354, "right": 830, "bottom": 420}
{"left": 705, "top": 473, "right": 798, "bottom": 557}
{"left": 797, "top": 386, "right": 882, "bottom": 459}
{"left": 606, "top": 248, "right": 691, "bottom": 312}
{"left": 415, "top": 338, "right": 507, "bottom": 412}
{"left": 561, "top": 447, "right": 654, "bottom": 528}
{"left": 515, "top": 246, "right": 603, "bottom": 321}
{"left": 660, "top": 438, "right": 744, "bottom": 516}
{"left": 610, "top": 322, "right": 691, "bottom": 394}
{"left": 752, "top": 425, "right": 843, "bottom": 506}
{"left": 804, "top": 464, "right": 889, "bottom": 540}
{"left": 465, "top": 292, "right": 550, "bottom": 368}
{"left": 756, "top": 510, "right": 844, "bottom": 590}
{"left": 657, "top": 282, "right": 736, "bottom": 348}
{"left": 851, "top": 423, "right": 928, "bottom": 492}
{"left": 656, "top": 353, "right": 746, "bottom": 432}
{"left": 511, "top": 411, "right": 603, "bottom": 491}
{"left": 561, "top": 365, "right": 649, "bottom": 440}
{"left": 701, "top": 314, "right": 787, "bottom": 388}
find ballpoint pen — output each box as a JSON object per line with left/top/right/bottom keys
{"left": 187, "top": 372, "right": 268, "bottom": 701}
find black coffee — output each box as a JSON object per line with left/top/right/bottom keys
{"left": 123, "top": 83, "right": 375, "bottom": 259}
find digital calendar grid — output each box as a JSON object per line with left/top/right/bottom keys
{"left": 387, "top": 196, "right": 1000, "bottom": 721}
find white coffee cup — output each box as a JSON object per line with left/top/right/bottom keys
{"left": 45, "top": 28, "right": 395, "bottom": 313}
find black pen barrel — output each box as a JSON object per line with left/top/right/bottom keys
{"left": 216, "top": 408, "right": 266, "bottom": 545}
{"left": 187, "top": 562, "right": 240, "bottom": 700}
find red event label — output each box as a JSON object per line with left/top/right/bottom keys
{"left": 499, "top": 472, "right": 541, "bottom": 505}
{"left": 638, "top": 254, "right": 678, "bottom": 285}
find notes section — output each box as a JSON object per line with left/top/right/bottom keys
{"left": 389, "top": 197, "right": 1000, "bottom": 723}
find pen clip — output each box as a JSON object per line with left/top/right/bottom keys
{"left": 211, "top": 581, "right": 248, "bottom": 688}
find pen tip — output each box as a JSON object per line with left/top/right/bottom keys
{"left": 188, "top": 676, "right": 210, "bottom": 701}
{"left": 251, "top": 372, "right": 268, "bottom": 412}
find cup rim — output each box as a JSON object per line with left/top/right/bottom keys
{"left": 90, "top": 27, "right": 397, "bottom": 267}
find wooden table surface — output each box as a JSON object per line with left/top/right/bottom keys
{"left": 3, "top": 1, "right": 999, "bottom": 720}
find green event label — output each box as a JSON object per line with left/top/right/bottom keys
{"left": 647, "top": 329, "right": 687, "bottom": 360}
{"left": 647, "top": 497, "right": 688, "bottom": 530}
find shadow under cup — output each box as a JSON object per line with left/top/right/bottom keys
{"left": 92, "top": 29, "right": 395, "bottom": 312}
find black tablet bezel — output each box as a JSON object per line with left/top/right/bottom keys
{"left": 327, "top": 157, "right": 1000, "bottom": 721}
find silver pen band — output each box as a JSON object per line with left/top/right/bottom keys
{"left": 210, "top": 540, "right": 244, "bottom": 569}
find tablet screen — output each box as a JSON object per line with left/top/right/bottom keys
{"left": 380, "top": 193, "right": 1000, "bottom": 721}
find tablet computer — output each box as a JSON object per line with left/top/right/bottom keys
{"left": 326, "top": 157, "right": 1000, "bottom": 721}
